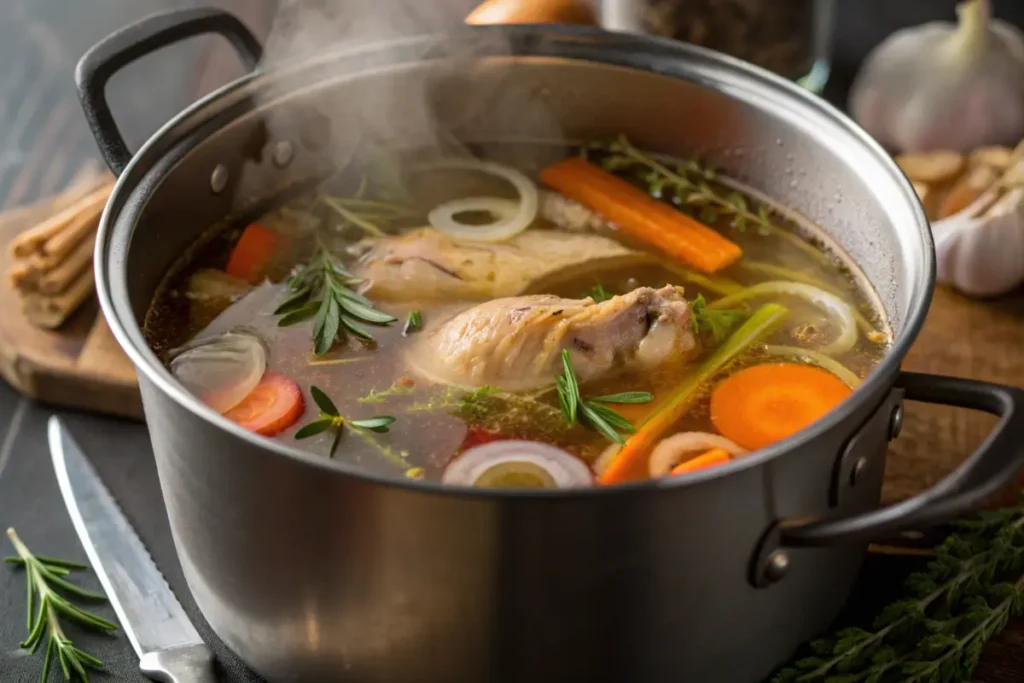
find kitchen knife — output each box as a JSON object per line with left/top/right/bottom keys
{"left": 48, "top": 416, "right": 218, "bottom": 683}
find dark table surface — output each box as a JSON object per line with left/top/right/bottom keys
{"left": 3, "top": 1, "right": 1024, "bottom": 682}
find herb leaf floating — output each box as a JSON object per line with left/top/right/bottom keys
{"left": 402, "top": 310, "right": 422, "bottom": 336}
{"left": 275, "top": 249, "right": 397, "bottom": 355}
{"left": 556, "top": 349, "right": 652, "bottom": 445}
{"left": 773, "top": 498, "right": 1024, "bottom": 683}
{"left": 582, "top": 281, "right": 614, "bottom": 303}
{"left": 690, "top": 294, "right": 747, "bottom": 344}
{"left": 4, "top": 527, "right": 117, "bottom": 682}
{"left": 296, "top": 385, "right": 397, "bottom": 460}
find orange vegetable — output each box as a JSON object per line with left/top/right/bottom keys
{"left": 709, "top": 363, "right": 852, "bottom": 451}
{"left": 669, "top": 448, "right": 731, "bottom": 476}
{"left": 540, "top": 157, "right": 742, "bottom": 273}
{"left": 465, "top": 0, "right": 597, "bottom": 25}
{"left": 599, "top": 303, "right": 787, "bottom": 485}
{"left": 225, "top": 223, "right": 280, "bottom": 284}
{"left": 223, "top": 372, "right": 304, "bottom": 436}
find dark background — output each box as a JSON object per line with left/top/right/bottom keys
{"left": 2, "top": 1, "right": 1024, "bottom": 682}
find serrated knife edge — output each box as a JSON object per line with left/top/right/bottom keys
{"left": 47, "top": 415, "right": 203, "bottom": 658}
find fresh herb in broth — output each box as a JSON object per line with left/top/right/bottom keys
{"left": 143, "top": 135, "right": 891, "bottom": 489}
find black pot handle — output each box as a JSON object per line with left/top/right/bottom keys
{"left": 75, "top": 7, "right": 263, "bottom": 176}
{"left": 779, "top": 372, "right": 1024, "bottom": 548}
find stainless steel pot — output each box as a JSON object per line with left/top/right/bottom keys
{"left": 78, "top": 8, "right": 1024, "bottom": 683}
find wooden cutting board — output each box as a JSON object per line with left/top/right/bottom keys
{"left": 0, "top": 197, "right": 141, "bottom": 420}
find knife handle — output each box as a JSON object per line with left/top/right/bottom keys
{"left": 139, "top": 644, "right": 218, "bottom": 683}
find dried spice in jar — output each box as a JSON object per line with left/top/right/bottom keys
{"left": 603, "top": 0, "right": 834, "bottom": 87}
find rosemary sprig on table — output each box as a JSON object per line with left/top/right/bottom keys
{"left": 589, "top": 135, "right": 828, "bottom": 263}
{"left": 275, "top": 249, "right": 397, "bottom": 355}
{"left": 556, "top": 349, "right": 652, "bottom": 445}
{"left": 296, "top": 386, "right": 400, "bottom": 464}
{"left": 5, "top": 528, "right": 117, "bottom": 683}
{"left": 773, "top": 499, "right": 1024, "bottom": 683}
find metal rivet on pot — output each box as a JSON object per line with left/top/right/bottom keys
{"left": 850, "top": 457, "right": 868, "bottom": 486}
{"left": 210, "top": 164, "right": 229, "bottom": 194}
{"left": 888, "top": 404, "right": 905, "bottom": 441}
{"left": 763, "top": 551, "right": 789, "bottom": 584}
{"left": 272, "top": 141, "right": 294, "bottom": 168}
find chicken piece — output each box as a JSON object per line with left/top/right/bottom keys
{"left": 408, "top": 285, "right": 697, "bottom": 391}
{"left": 350, "top": 227, "right": 634, "bottom": 301}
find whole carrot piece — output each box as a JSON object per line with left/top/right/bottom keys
{"left": 540, "top": 157, "right": 742, "bottom": 273}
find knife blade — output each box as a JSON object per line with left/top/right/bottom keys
{"left": 48, "top": 416, "right": 217, "bottom": 683}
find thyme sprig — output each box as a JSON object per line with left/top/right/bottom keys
{"left": 582, "top": 281, "right": 614, "bottom": 303}
{"left": 773, "top": 500, "right": 1024, "bottom": 683}
{"left": 4, "top": 528, "right": 117, "bottom": 682}
{"left": 690, "top": 294, "right": 747, "bottom": 344}
{"left": 590, "top": 135, "right": 828, "bottom": 263}
{"left": 296, "top": 385, "right": 399, "bottom": 463}
{"left": 556, "top": 349, "right": 652, "bottom": 445}
{"left": 275, "top": 249, "right": 397, "bottom": 355}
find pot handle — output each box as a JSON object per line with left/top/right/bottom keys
{"left": 75, "top": 7, "right": 263, "bottom": 175}
{"left": 774, "top": 372, "right": 1024, "bottom": 546}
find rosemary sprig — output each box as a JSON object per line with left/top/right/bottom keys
{"left": 402, "top": 310, "right": 422, "bottom": 336}
{"left": 5, "top": 528, "right": 117, "bottom": 682}
{"left": 556, "top": 350, "right": 652, "bottom": 445}
{"left": 275, "top": 249, "right": 397, "bottom": 355}
{"left": 773, "top": 499, "right": 1024, "bottom": 683}
{"left": 591, "top": 135, "right": 829, "bottom": 264}
{"left": 296, "top": 385, "right": 398, "bottom": 461}
{"left": 690, "top": 294, "right": 747, "bottom": 344}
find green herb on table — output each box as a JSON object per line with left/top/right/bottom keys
{"left": 690, "top": 294, "right": 747, "bottom": 344}
{"left": 402, "top": 310, "right": 422, "bottom": 336}
{"left": 275, "top": 249, "right": 398, "bottom": 355}
{"left": 556, "top": 350, "right": 652, "bottom": 445}
{"left": 582, "top": 281, "right": 614, "bottom": 303}
{"left": 296, "top": 386, "right": 401, "bottom": 465}
{"left": 773, "top": 498, "right": 1024, "bottom": 683}
{"left": 4, "top": 527, "right": 117, "bottom": 683}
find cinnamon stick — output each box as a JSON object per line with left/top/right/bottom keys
{"left": 38, "top": 231, "right": 96, "bottom": 295}
{"left": 20, "top": 268, "right": 94, "bottom": 329}
{"left": 7, "top": 181, "right": 111, "bottom": 259}
{"left": 37, "top": 198, "right": 102, "bottom": 263}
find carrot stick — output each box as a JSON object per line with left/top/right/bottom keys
{"left": 226, "top": 223, "right": 281, "bottom": 284}
{"left": 540, "top": 157, "right": 742, "bottom": 274}
{"left": 670, "top": 448, "right": 731, "bottom": 476}
{"left": 599, "top": 303, "right": 788, "bottom": 485}
{"left": 709, "top": 363, "right": 852, "bottom": 451}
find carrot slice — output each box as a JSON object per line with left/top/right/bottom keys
{"left": 225, "top": 223, "right": 280, "bottom": 284}
{"left": 709, "top": 363, "right": 852, "bottom": 451}
{"left": 669, "top": 448, "right": 731, "bottom": 476}
{"left": 223, "top": 372, "right": 304, "bottom": 436}
{"left": 599, "top": 303, "right": 788, "bottom": 485}
{"left": 540, "top": 157, "right": 742, "bottom": 273}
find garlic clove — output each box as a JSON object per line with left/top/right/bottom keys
{"left": 938, "top": 163, "right": 1001, "bottom": 219}
{"left": 933, "top": 178, "right": 1024, "bottom": 298}
{"left": 970, "top": 146, "right": 1015, "bottom": 170}
{"left": 851, "top": 0, "right": 1024, "bottom": 154}
{"left": 896, "top": 150, "right": 966, "bottom": 184}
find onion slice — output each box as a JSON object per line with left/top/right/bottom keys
{"left": 422, "top": 159, "right": 538, "bottom": 242}
{"left": 648, "top": 432, "right": 746, "bottom": 477}
{"left": 708, "top": 281, "right": 859, "bottom": 357}
{"left": 442, "top": 440, "right": 593, "bottom": 489}
{"left": 169, "top": 330, "right": 267, "bottom": 414}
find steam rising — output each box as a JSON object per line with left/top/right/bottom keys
{"left": 254, "top": 0, "right": 566, "bottom": 173}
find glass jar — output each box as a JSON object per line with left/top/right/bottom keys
{"left": 601, "top": 0, "right": 835, "bottom": 93}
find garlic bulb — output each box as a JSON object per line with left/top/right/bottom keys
{"left": 932, "top": 161, "right": 1024, "bottom": 297}
{"left": 851, "top": 0, "right": 1024, "bottom": 154}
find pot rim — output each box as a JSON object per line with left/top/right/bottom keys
{"left": 95, "top": 24, "right": 934, "bottom": 501}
